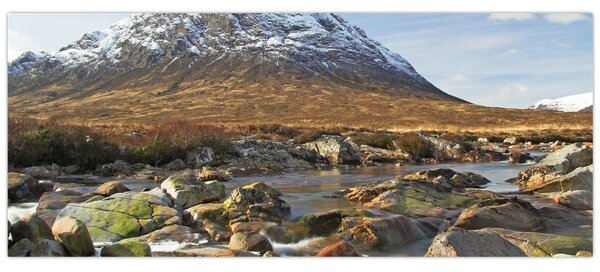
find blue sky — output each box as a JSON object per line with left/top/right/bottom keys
{"left": 8, "top": 13, "right": 593, "bottom": 108}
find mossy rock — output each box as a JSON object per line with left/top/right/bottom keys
{"left": 490, "top": 228, "right": 593, "bottom": 256}
{"left": 186, "top": 202, "right": 225, "bottom": 223}
{"left": 82, "top": 198, "right": 153, "bottom": 219}
{"left": 100, "top": 240, "right": 151, "bottom": 257}
{"left": 58, "top": 205, "right": 141, "bottom": 239}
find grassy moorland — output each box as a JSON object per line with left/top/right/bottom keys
{"left": 8, "top": 116, "right": 592, "bottom": 169}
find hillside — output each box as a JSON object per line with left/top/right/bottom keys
{"left": 7, "top": 13, "right": 592, "bottom": 131}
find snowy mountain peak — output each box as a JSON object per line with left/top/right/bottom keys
{"left": 529, "top": 92, "right": 592, "bottom": 112}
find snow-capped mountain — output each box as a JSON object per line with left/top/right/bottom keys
{"left": 529, "top": 92, "right": 592, "bottom": 112}
{"left": 8, "top": 13, "right": 454, "bottom": 99}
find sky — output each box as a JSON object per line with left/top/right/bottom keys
{"left": 7, "top": 12, "right": 594, "bottom": 108}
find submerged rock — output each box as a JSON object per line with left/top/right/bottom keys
{"left": 8, "top": 172, "right": 39, "bottom": 202}
{"left": 316, "top": 240, "right": 361, "bottom": 257}
{"left": 303, "top": 135, "right": 361, "bottom": 165}
{"left": 425, "top": 227, "right": 526, "bottom": 257}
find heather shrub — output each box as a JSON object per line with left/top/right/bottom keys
{"left": 395, "top": 132, "right": 433, "bottom": 158}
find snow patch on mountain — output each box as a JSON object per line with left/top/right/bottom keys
{"left": 529, "top": 92, "right": 592, "bottom": 112}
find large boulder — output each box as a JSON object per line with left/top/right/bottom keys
{"left": 516, "top": 143, "right": 592, "bottom": 190}
{"left": 56, "top": 189, "right": 181, "bottom": 242}
{"left": 341, "top": 179, "right": 492, "bottom": 217}
{"left": 527, "top": 165, "right": 593, "bottom": 193}
{"left": 100, "top": 240, "right": 152, "bottom": 257}
{"left": 9, "top": 214, "right": 54, "bottom": 243}
{"left": 488, "top": 228, "right": 593, "bottom": 256}
{"left": 303, "top": 135, "right": 361, "bottom": 165}
{"left": 454, "top": 197, "right": 545, "bottom": 232}
{"left": 417, "top": 134, "right": 464, "bottom": 161}
{"left": 342, "top": 215, "right": 442, "bottom": 249}
{"left": 425, "top": 227, "right": 526, "bottom": 257}
{"left": 186, "top": 203, "right": 226, "bottom": 224}
{"left": 228, "top": 232, "right": 273, "bottom": 254}
{"left": 21, "top": 164, "right": 62, "bottom": 180}
{"left": 29, "top": 239, "right": 68, "bottom": 257}
{"left": 403, "top": 168, "right": 490, "bottom": 189}
{"left": 316, "top": 240, "right": 361, "bottom": 257}
{"left": 37, "top": 190, "right": 95, "bottom": 211}
{"left": 52, "top": 216, "right": 95, "bottom": 256}
{"left": 94, "top": 181, "right": 130, "bottom": 196}
{"left": 224, "top": 183, "right": 290, "bottom": 223}
{"left": 8, "top": 172, "right": 39, "bottom": 202}
{"left": 225, "top": 138, "right": 313, "bottom": 175}
{"left": 160, "top": 176, "right": 225, "bottom": 209}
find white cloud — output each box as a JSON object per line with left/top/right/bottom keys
{"left": 451, "top": 74, "right": 466, "bottom": 82}
{"left": 489, "top": 13, "right": 535, "bottom": 21}
{"left": 499, "top": 48, "right": 519, "bottom": 58}
{"left": 544, "top": 13, "right": 589, "bottom": 25}
{"left": 500, "top": 83, "right": 529, "bottom": 94}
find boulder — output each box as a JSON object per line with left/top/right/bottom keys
{"left": 503, "top": 137, "right": 517, "bottom": 145}
{"left": 343, "top": 215, "right": 442, "bottom": 249}
{"left": 530, "top": 165, "right": 592, "bottom": 193}
{"left": 316, "top": 240, "right": 361, "bottom": 257}
{"left": 229, "top": 232, "right": 273, "bottom": 254}
{"left": 299, "top": 211, "right": 342, "bottom": 235}
{"left": 32, "top": 209, "right": 61, "bottom": 229}
{"left": 224, "top": 186, "right": 291, "bottom": 223}
{"left": 488, "top": 228, "right": 593, "bottom": 257}
{"left": 402, "top": 168, "right": 490, "bottom": 189}
{"left": 96, "top": 160, "right": 136, "bottom": 177}
{"left": 417, "top": 134, "right": 464, "bottom": 161}
{"left": 160, "top": 176, "right": 225, "bottom": 209}
{"left": 226, "top": 138, "right": 313, "bottom": 175}
{"left": 173, "top": 246, "right": 256, "bottom": 257}
{"left": 342, "top": 179, "right": 489, "bottom": 217}
{"left": 21, "top": 164, "right": 62, "bottom": 180}
{"left": 198, "top": 169, "right": 230, "bottom": 181}
{"left": 52, "top": 216, "right": 95, "bottom": 256}
{"left": 8, "top": 172, "right": 39, "bottom": 202}
{"left": 242, "top": 181, "right": 282, "bottom": 197}
{"left": 37, "top": 190, "right": 95, "bottom": 211}
{"left": 516, "top": 143, "right": 592, "bottom": 189}
{"left": 202, "top": 219, "right": 232, "bottom": 241}
{"left": 8, "top": 238, "right": 37, "bottom": 257}
{"left": 425, "top": 227, "right": 526, "bottom": 257}
{"left": 29, "top": 239, "right": 68, "bottom": 257}
{"left": 100, "top": 240, "right": 152, "bottom": 257}
{"left": 358, "top": 144, "right": 409, "bottom": 163}
{"left": 303, "top": 135, "right": 361, "bottom": 165}
{"left": 55, "top": 190, "right": 181, "bottom": 242}
{"left": 186, "top": 203, "right": 226, "bottom": 224}
{"left": 186, "top": 147, "right": 215, "bottom": 168}
{"left": 9, "top": 214, "right": 54, "bottom": 243}
{"left": 552, "top": 190, "right": 592, "bottom": 210}
{"left": 454, "top": 197, "right": 545, "bottom": 232}
{"left": 94, "top": 181, "right": 130, "bottom": 196}
{"left": 162, "top": 158, "right": 186, "bottom": 171}
{"left": 124, "top": 224, "right": 206, "bottom": 246}
{"left": 508, "top": 151, "right": 534, "bottom": 164}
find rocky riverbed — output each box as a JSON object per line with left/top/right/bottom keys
{"left": 7, "top": 134, "right": 593, "bottom": 257}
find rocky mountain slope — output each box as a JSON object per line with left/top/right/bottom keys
{"left": 8, "top": 13, "right": 591, "bottom": 130}
{"left": 528, "top": 92, "right": 592, "bottom": 112}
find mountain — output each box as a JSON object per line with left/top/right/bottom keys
{"left": 528, "top": 92, "right": 592, "bottom": 112}
{"left": 7, "top": 13, "right": 592, "bottom": 130}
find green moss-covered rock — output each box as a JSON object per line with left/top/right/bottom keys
{"left": 186, "top": 202, "right": 226, "bottom": 223}
{"left": 100, "top": 240, "right": 151, "bottom": 257}
{"left": 160, "top": 176, "right": 225, "bottom": 209}
{"left": 489, "top": 228, "right": 593, "bottom": 256}
{"left": 52, "top": 216, "right": 95, "bottom": 256}
{"left": 56, "top": 191, "right": 181, "bottom": 242}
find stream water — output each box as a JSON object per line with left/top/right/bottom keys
{"left": 7, "top": 160, "right": 542, "bottom": 256}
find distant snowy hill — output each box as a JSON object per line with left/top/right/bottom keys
{"left": 529, "top": 92, "right": 592, "bottom": 112}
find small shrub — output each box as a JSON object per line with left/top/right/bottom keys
{"left": 351, "top": 133, "right": 399, "bottom": 149}
{"left": 395, "top": 132, "right": 433, "bottom": 158}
